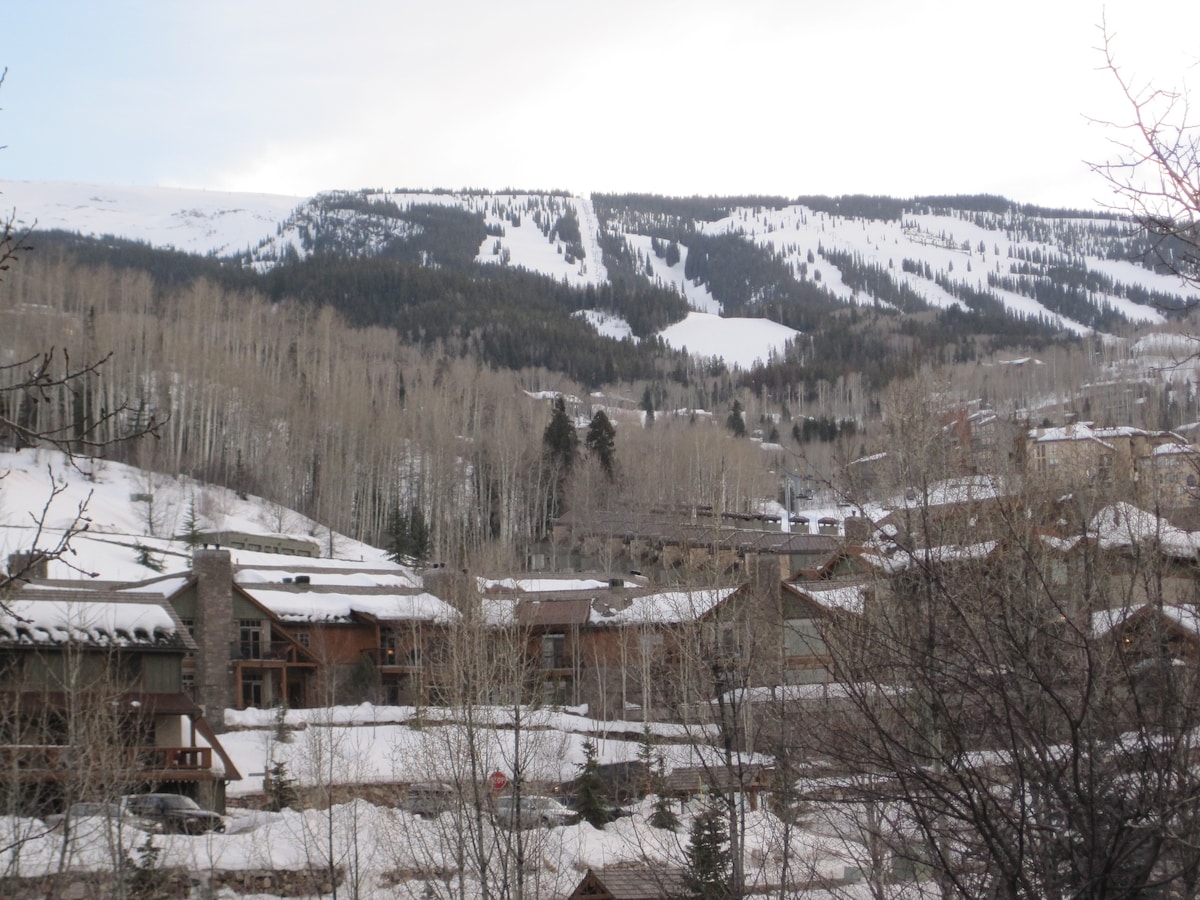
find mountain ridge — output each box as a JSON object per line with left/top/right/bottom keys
{"left": 3, "top": 179, "right": 1197, "bottom": 372}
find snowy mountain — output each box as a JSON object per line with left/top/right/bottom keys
{"left": 4, "top": 179, "right": 1198, "bottom": 370}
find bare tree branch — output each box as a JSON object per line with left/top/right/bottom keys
{"left": 1088, "top": 19, "right": 1200, "bottom": 294}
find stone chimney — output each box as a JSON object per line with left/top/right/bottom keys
{"left": 192, "top": 549, "right": 235, "bottom": 728}
{"left": 745, "top": 551, "right": 783, "bottom": 603}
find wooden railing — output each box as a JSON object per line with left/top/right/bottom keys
{"left": 363, "top": 648, "right": 422, "bottom": 670}
{"left": 231, "top": 640, "right": 296, "bottom": 662}
{"left": 0, "top": 744, "right": 212, "bottom": 775}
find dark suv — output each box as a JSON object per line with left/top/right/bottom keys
{"left": 123, "top": 793, "right": 225, "bottom": 834}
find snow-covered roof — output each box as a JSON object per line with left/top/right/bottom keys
{"left": 875, "top": 475, "right": 1004, "bottom": 512}
{"left": 596, "top": 588, "right": 737, "bottom": 625}
{"left": 1028, "top": 423, "right": 1115, "bottom": 450}
{"left": 478, "top": 576, "right": 626, "bottom": 594}
{"left": 235, "top": 566, "right": 417, "bottom": 588}
{"left": 863, "top": 540, "right": 998, "bottom": 574}
{"left": 1093, "top": 603, "right": 1200, "bottom": 639}
{"left": 1089, "top": 502, "right": 1200, "bottom": 557}
{"left": 0, "top": 598, "right": 181, "bottom": 647}
{"left": 1151, "top": 442, "right": 1198, "bottom": 457}
{"left": 791, "top": 583, "right": 868, "bottom": 615}
{"left": 1162, "top": 605, "right": 1200, "bottom": 636}
{"left": 1091, "top": 604, "right": 1144, "bottom": 637}
{"left": 238, "top": 587, "right": 458, "bottom": 624}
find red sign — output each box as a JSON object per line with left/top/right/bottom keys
{"left": 489, "top": 770, "right": 508, "bottom": 791}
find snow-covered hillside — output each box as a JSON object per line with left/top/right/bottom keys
{"left": 0, "top": 447, "right": 386, "bottom": 582}
{"left": 6, "top": 179, "right": 1198, "bottom": 370}
{"left": 0, "top": 179, "right": 306, "bottom": 258}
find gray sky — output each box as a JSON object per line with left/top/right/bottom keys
{"left": 2, "top": 1, "right": 1197, "bottom": 208}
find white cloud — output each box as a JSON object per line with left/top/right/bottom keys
{"left": 3, "top": 0, "right": 1199, "bottom": 206}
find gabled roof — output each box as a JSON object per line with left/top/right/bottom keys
{"left": 662, "top": 763, "right": 771, "bottom": 795}
{"left": 785, "top": 580, "right": 869, "bottom": 615}
{"left": 569, "top": 867, "right": 687, "bottom": 900}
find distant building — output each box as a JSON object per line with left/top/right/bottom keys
{"left": 0, "top": 576, "right": 239, "bottom": 812}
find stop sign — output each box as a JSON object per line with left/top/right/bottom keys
{"left": 489, "top": 770, "right": 508, "bottom": 791}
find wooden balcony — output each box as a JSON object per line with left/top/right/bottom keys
{"left": 363, "top": 648, "right": 423, "bottom": 671}
{"left": 231, "top": 640, "right": 300, "bottom": 662}
{"left": 0, "top": 744, "right": 214, "bottom": 780}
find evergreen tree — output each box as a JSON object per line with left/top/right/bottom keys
{"left": 641, "top": 386, "right": 656, "bottom": 425}
{"left": 542, "top": 395, "right": 579, "bottom": 519}
{"left": 273, "top": 704, "right": 293, "bottom": 744}
{"left": 542, "top": 396, "right": 578, "bottom": 471}
{"left": 639, "top": 731, "right": 680, "bottom": 831}
{"left": 122, "top": 833, "right": 168, "bottom": 900}
{"left": 135, "top": 543, "right": 164, "bottom": 573}
{"left": 726, "top": 400, "right": 746, "bottom": 438}
{"left": 265, "top": 759, "right": 299, "bottom": 811}
{"left": 386, "top": 502, "right": 431, "bottom": 564}
{"left": 584, "top": 410, "right": 617, "bottom": 478}
{"left": 683, "top": 802, "right": 733, "bottom": 900}
{"left": 182, "top": 496, "right": 202, "bottom": 548}
{"left": 572, "top": 738, "right": 616, "bottom": 828}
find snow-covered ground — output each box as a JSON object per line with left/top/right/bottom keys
{"left": 0, "top": 450, "right": 879, "bottom": 896}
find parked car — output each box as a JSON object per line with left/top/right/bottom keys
{"left": 122, "top": 793, "right": 225, "bottom": 834}
{"left": 44, "top": 801, "right": 140, "bottom": 836}
{"left": 401, "top": 782, "right": 457, "bottom": 818}
{"left": 492, "top": 794, "right": 577, "bottom": 828}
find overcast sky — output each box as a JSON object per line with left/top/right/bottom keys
{"left": 2, "top": 1, "right": 1197, "bottom": 209}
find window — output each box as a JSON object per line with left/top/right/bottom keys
{"left": 180, "top": 617, "right": 195, "bottom": 638}
{"left": 717, "top": 622, "right": 742, "bottom": 658}
{"left": 239, "top": 620, "right": 264, "bottom": 660}
{"left": 295, "top": 632, "right": 310, "bottom": 647}
{"left": 784, "top": 618, "right": 826, "bottom": 657}
{"left": 241, "top": 671, "right": 264, "bottom": 708}
{"left": 114, "top": 653, "right": 143, "bottom": 686}
{"left": 541, "top": 634, "right": 566, "bottom": 670}
{"left": 380, "top": 629, "right": 399, "bottom": 665}
{"left": 542, "top": 674, "right": 572, "bottom": 706}
{"left": 182, "top": 672, "right": 195, "bottom": 699}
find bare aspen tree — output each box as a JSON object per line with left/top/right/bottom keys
{"left": 1090, "top": 21, "right": 1200, "bottom": 294}
{"left": 800, "top": 377, "right": 1200, "bottom": 899}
